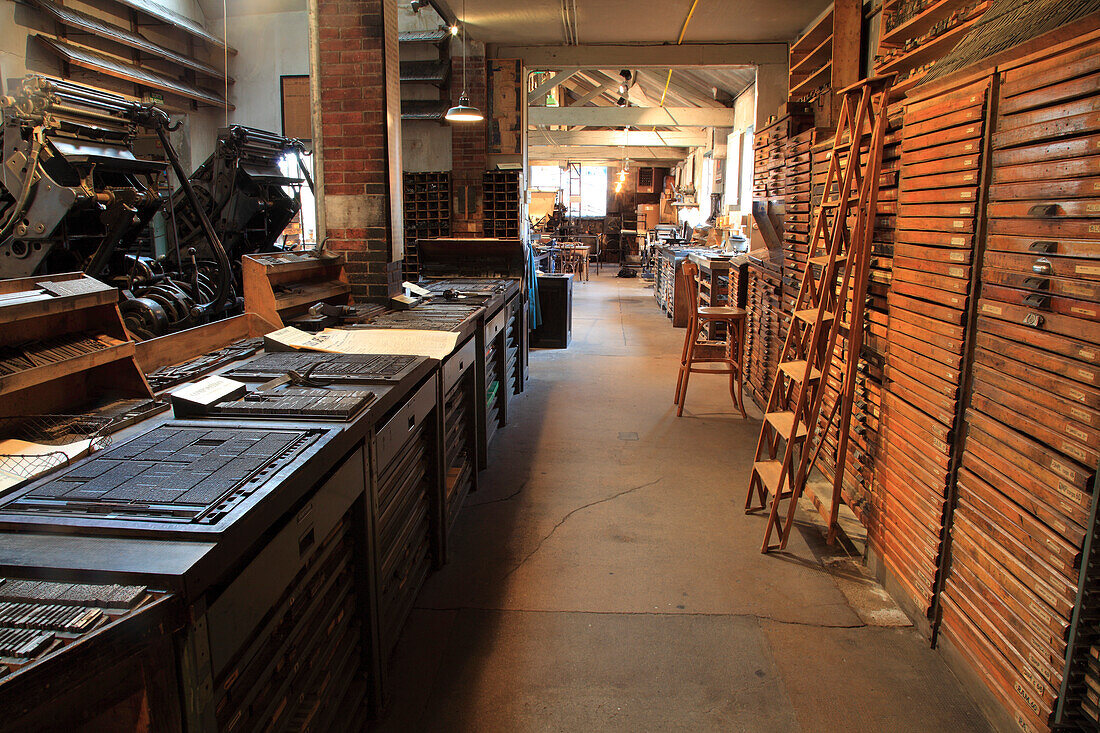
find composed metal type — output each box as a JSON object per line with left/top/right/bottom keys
{"left": 0, "top": 426, "right": 318, "bottom": 523}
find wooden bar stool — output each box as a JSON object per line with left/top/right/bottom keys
{"left": 674, "top": 260, "right": 748, "bottom": 418}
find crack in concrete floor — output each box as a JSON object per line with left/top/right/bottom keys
{"left": 501, "top": 476, "right": 664, "bottom": 579}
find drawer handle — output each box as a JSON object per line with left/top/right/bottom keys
{"left": 1023, "top": 312, "right": 1045, "bottom": 328}
{"left": 1028, "top": 240, "right": 1057, "bottom": 254}
{"left": 408, "top": 415, "right": 416, "bottom": 431}
{"left": 1023, "top": 293, "right": 1050, "bottom": 309}
{"left": 1027, "top": 204, "right": 1060, "bottom": 218}
{"left": 1032, "top": 258, "right": 1053, "bottom": 275}
{"left": 1023, "top": 276, "right": 1050, "bottom": 291}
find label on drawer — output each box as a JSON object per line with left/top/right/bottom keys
{"left": 953, "top": 220, "right": 965, "bottom": 228}
{"left": 1088, "top": 204, "right": 1100, "bottom": 212}
{"left": 981, "top": 303, "right": 1003, "bottom": 315}
{"left": 1068, "top": 387, "right": 1087, "bottom": 403}
{"left": 960, "top": 191, "right": 973, "bottom": 199}
{"left": 963, "top": 159, "right": 974, "bottom": 166}
{"left": 948, "top": 267, "right": 965, "bottom": 278}
{"left": 951, "top": 236, "right": 965, "bottom": 245}
{"left": 1050, "top": 459, "right": 1077, "bottom": 483}
{"left": 963, "top": 173, "right": 974, "bottom": 182}
{"left": 1069, "top": 406, "right": 1093, "bottom": 425}
{"left": 950, "top": 252, "right": 966, "bottom": 262}
{"left": 964, "top": 143, "right": 974, "bottom": 151}
{"left": 1066, "top": 423, "right": 1089, "bottom": 442}
{"left": 1077, "top": 265, "right": 1100, "bottom": 276}
{"left": 1090, "top": 224, "right": 1100, "bottom": 233}
{"left": 1076, "top": 368, "right": 1096, "bottom": 383}
{"left": 1062, "top": 441, "right": 1087, "bottom": 463}
{"left": 959, "top": 206, "right": 973, "bottom": 215}
{"left": 1080, "top": 348, "right": 1097, "bottom": 361}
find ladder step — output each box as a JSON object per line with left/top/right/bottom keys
{"left": 753, "top": 460, "right": 792, "bottom": 498}
{"left": 794, "top": 307, "right": 835, "bottom": 324}
{"left": 766, "top": 411, "right": 809, "bottom": 441}
{"left": 820, "top": 196, "right": 859, "bottom": 208}
{"left": 779, "top": 360, "right": 821, "bottom": 383}
{"left": 809, "top": 253, "right": 848, "bottom": 267}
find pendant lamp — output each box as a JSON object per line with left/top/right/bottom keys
{"left": 446, "top": 0, "right": 483, "bottom": 123}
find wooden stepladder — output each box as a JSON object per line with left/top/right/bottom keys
{"left": 745, "top": 74, "right": 894, "bottom": 553}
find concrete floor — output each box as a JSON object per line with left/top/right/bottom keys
{"left": 372, "top": 271, "right": 994, "bottom": 732}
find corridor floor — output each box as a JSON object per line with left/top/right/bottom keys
{"left": 372, "top": 271, "right": 993, "bottom": 732}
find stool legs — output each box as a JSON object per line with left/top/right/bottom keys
{"left": 728, "top": 320, "right": 747, "bottom": 419}
{"left": 675, "top": 316, "right": 694, "bottom": 404}
{"left": 675, "top": 316, "right": 747, "bottom": 418}
{"left": 676, "top": 315, "right": 699, "bottom": 417}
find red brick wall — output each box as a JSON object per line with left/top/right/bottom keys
{"left": 314, "top": 0, "right": 402, "bottom": 300}
{"left": 451, "top": 46, "right": 487, "bottom": 236}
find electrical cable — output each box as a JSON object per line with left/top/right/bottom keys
{"left": 660, "top": 0, "right": 702, "bottom": 107}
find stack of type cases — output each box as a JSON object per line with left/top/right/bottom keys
{"left": 657, "top": 251, "right": 677, "bottom": 315}
{"left": 375, "top": 415, "right": 434, "bottom": 659}
{"left": 881, "top": 75, "right": 991, "bottom": 616}
{"left": 782, "top": 127, "right": 817, "bottom": 329}
{"left": 484, "top": 324, "right": 503, "bottom": 444}
{"left": 695, "top": 259, "right": 731, "bottom": 341}
{"left": 483, "top": 170, "right": 521, "bottom": 238}
{"left": 939, "top": 42, "right": 1100, "bottom": 732}
{"left": 754, "top": 116, "right": 789, "bottom": 210}
{"left": 505, "top": 304, "right": 521, "bottom": 396}
{"left": 215, "top": 515, "right": 366, "bottom": 731}
{"left": 745, "top": 253, "right": 783, "bottom": 412}
{"left": 443, "top": 364, "right": 476, "bottom": 534}
{"left": 402, "top": 172, "right": 451, "bottom": 280}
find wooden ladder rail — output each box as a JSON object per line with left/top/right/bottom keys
{"left": 744, "top": 74, "right": 895, "bottom": 553}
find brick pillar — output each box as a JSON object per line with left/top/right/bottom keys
{"left": 450, "top": 42, "right": 487, "bottom": 236}
{"left": 313, "top": 0, "right": 403, "bottom": 300}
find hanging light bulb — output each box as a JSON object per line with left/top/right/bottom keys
{"left": 446, "top": 0, "right": 484, "bottom": 123}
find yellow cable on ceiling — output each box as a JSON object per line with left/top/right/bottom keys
{"left": 660, "top": 0, "right": 701, "bottom": 107}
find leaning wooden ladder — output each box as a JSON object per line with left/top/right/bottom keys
{"left": 745, "top": 75, "right": 894, "bottom": 553}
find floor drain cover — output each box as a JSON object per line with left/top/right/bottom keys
{"left": 617, "top": 432, "right": 639, "bottom": 441}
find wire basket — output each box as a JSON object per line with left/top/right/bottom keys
{"left": 0, "top": 415, "right": 114, "bottom": 483}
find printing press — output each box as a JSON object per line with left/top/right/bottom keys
{"left": 0, "top": 76, "right": 309, "bottom": 340}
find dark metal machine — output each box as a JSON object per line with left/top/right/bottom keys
{"left": 164, "top": 124, "right": 309, "bottom": 275}
{"left": 0, "top": 76, "right": 237, "bottom": 338}
{"left": 0, "top": 78, "right": 312, "bottom": 339}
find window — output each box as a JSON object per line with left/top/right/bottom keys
{"left": 528, "top": 164, "right": 606, "bottom": 217}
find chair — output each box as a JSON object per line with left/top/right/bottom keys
{"left": 674, "top": 260, "right": 748, "bottom": 418}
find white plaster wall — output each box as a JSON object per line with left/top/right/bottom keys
{"left": 211, "top": 0, "right": 309, "bottom": 133}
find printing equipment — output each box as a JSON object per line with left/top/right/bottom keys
{"left": 164, "top": 125, "right": 306, "bottom": 276}
{"left": 0, "top": 77, "right": 310, "bottom": 339}
{"left": 0, "top": 76, "right": 239, "bottom": 338}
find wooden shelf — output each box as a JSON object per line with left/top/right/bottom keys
{"left": 790, "top": 35, "right": 833, "bottom": 78}
{"left": 875, "top": 15, "right": 982, "bottom": 76}
{"left": 790, "top": 6, "right": 834, "bottom": 57}
{"left": 790, "top": 61, "right": 833, "bottom": 99}
{"left": 273, "top": 281, "right": 351, "bottom": 311}
{"left": 786, "top": 0, "right": 860, "bottom": 126}
{"left": 881, "top": 0, "right": 972, "bottom": 46}
{"left": 0, "top": 341, "right": 133, "bottom": 397}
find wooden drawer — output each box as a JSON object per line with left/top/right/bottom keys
{"left": 981, "top": 279, "right": 1100, "bottom": 319}
{"left": 898, "top": 185, "right": 979, "bottom": 205}
{"left": 983, "top": 251, "right": 1100, "bottom": 281}
{"left": 991, "top": 154, "right": 1100, "bottom": 184}
{"left": 977, "top": 298, "right": 1100, "bottom": 342}
{"left": 975, "top": 336, "right": 1100, "bottom": 404}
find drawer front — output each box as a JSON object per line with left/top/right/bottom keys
{"left": 375, "top": 375, "right": 438, "bottom": 470}
{"left": 443, "top": 336, "right": 477, "bottom": 395}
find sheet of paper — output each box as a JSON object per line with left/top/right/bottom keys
{"left": 0, "top": 438, "right": 94, "bottom": 491}
{"left": 265, "top": 326, "right": 457, "bottom": 361}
